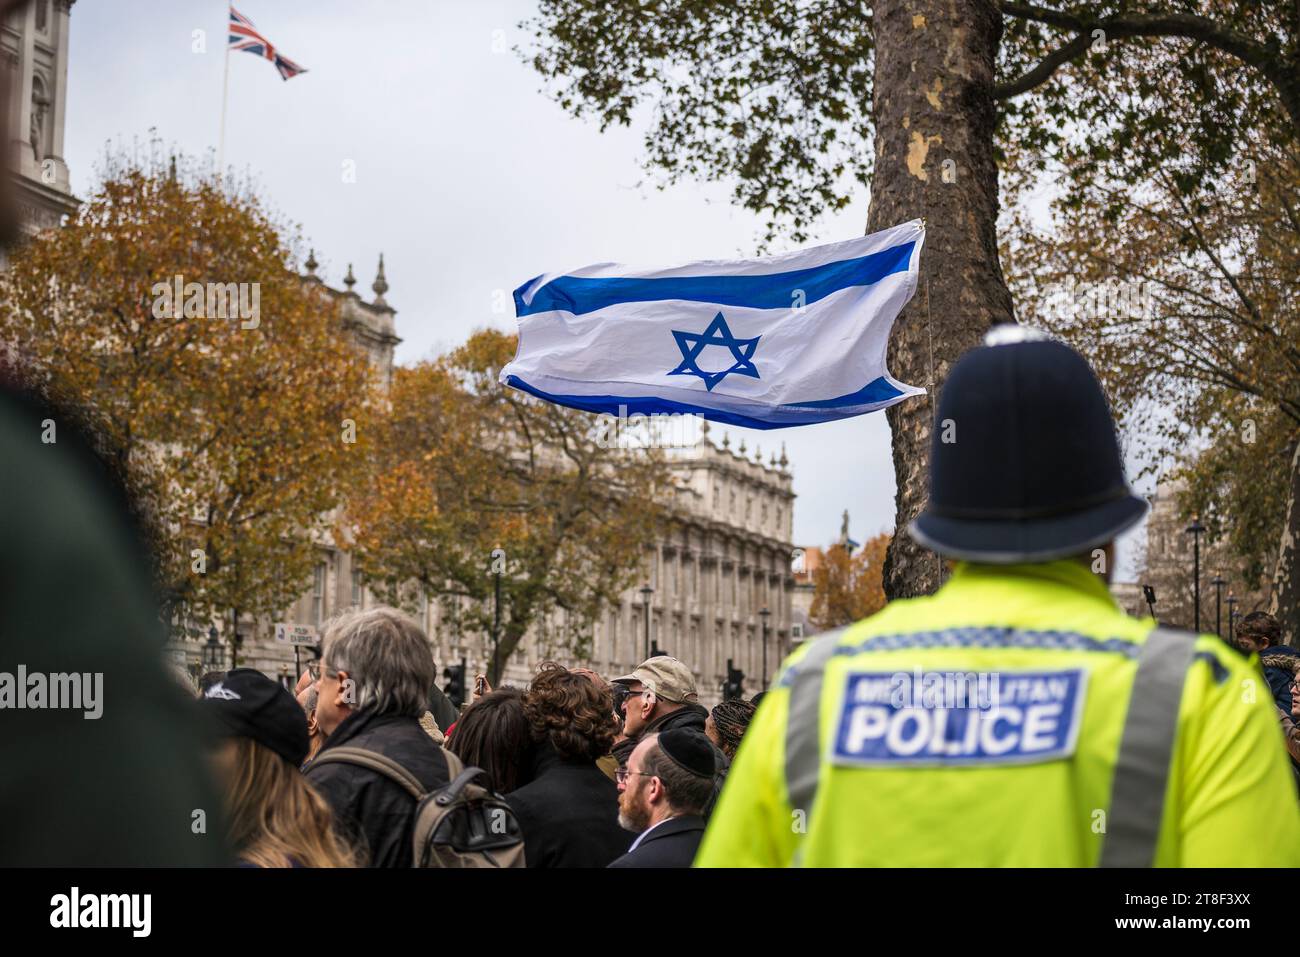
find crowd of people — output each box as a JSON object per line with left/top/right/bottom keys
{"left": 196, "top": 605, "right": 759, "bottom": 868}
{"left": 194, "top": 600, "right": 1300, "bottom": 869}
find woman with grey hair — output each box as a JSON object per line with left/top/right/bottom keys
{"left": 304, "top": 607, "right": 455, "bottom": 867}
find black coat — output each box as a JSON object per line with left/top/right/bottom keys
{"left": 305, "top": 709, "right": 452, "bottom": 868}
{"left": 612, "top": 703, "right": 709, "bottom": 765}
{"left": 505, "top": 741, "right": 631, "bottom": 868}
{"left": 607, "top": 815, "right": 706, "bottom": 868}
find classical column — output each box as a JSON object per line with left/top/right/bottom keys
{"left": 49, "top": 0, "right": 73, "bottom": 184}
{"left": 12, "top": 0, "right": 35, "bottom": 178}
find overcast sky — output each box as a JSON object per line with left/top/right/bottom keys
{"left": 64, "top": 0, "right": 1145, "bottom": 574}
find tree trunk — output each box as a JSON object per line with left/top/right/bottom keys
{"left": 1270, "top": 440, "right": 1300, "bottom": 646}
{"left": 868, "top": 0, "right": 1017, "bottom": 599}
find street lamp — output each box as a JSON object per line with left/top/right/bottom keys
{"left": 759, "top": 607, "right": 771, "bottom": 691}
{"left": 1185, "top": 515, "right": 1205, "bottom": 632}
{"left": 1226, "top": 592, "right": 1239, "bottom": 645}
{"left": 202, "top": 624, "right": 225, "bottom": 671}
{"left": 640, "top": 584, "right": 654, "bottom": 661}
{"left": 492, "top": 565, "right": 502, "bottom": 685}
{"left": 1210, "top": 575, "right": 1226, "bottom": 638}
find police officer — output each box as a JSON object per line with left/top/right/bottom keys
{"left": 696, "top": 328, "right": 1300, "bottom": 867}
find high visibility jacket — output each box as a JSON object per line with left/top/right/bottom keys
{"left": 695, "top": 560, "right": 1300, "bottom": 867}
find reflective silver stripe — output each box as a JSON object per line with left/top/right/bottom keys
{"left": 784, "top": 626, "right": 848, "bottom": 820}
{"left": 1099, "top": 626, "right": 1197, "bottom": 868}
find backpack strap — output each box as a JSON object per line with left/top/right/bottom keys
{"left": 1099, "top": 625, "right": 1197, "bottom": 868}
{"left": 309, "top": 746, "right": 426, "bottom": 800}
{"left": 436, "top": 767, "right": 490, "bottom": 806}
{"left": 435, "top": 746, "right": 496, "bottom": 803}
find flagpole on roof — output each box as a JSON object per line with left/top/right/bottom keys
{"left": 217, "top": 2, "right": 232, "bottom": 179}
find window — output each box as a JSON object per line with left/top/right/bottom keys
{"left": 312, "top": 562, "right": 327, "bottom": 626}
{"left": 351, "top": 568, "right": 364, "bottom": 608}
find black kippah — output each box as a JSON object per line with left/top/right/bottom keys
{"left": 657, "top": 728, "right": 716, "bottom": 777}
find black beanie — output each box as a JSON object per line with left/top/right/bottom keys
{"left": 200, "top": 668, "right": 309, "bottom": 767}
{"left": 658, "top": 728, "right": 717, "bottom": 777}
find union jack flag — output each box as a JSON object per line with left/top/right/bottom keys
{"left": 228, "top": 5, "right": 308, "bottom": 81}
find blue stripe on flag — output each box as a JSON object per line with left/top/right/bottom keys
{"left": 503, "top": 375, "right": 904, "bottom": 430}
{"left": 515, "top": 240, "right": 916, "bottom": 318}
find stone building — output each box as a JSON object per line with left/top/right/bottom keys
{"left": 3, "top": 0, "right": 76, "bottom": 236}
{"left": 477, "top": 429, "right": 797, "bottom": 708}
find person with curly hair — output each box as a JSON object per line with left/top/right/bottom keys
{"left": 504, "top": 662, "right": 632, "bottom": 867}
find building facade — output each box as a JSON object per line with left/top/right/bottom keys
{"left": 3, "top": 0, "right": 76, "bottom": 236}
{"left": 479, "top": 430, "right": 797, "bottom": 708}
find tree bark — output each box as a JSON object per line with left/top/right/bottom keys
{"left": 1270, "top": 440, "right": 1300, "bottom": 646}
{"left": 867, "top": 0, "right": 1017, "bottom": 599}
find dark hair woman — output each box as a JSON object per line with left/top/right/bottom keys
{"left": 447, "top": 687, "right": 530, "bottom": 794}
{"left": 503, "top": 663, "right": 631, "bottom": 867}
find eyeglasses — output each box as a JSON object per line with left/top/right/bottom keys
{"left": 615, "top": 768, "right": 656, "bottom": 785}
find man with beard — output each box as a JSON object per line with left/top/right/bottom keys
{"left": 610, "top": 729, "right": 715, "bottom": 868}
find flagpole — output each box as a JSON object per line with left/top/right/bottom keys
{"left": 217, "top": 3, "right": 231, "bottom": 179}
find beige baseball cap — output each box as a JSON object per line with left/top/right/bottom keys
{"left": 612, "top": 656, "right": 698, "bottom": 704}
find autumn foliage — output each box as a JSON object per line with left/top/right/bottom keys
{"left": 809, "top": 533, "right": 889, "bottom": 630}
{"left": 0, "top": 153, "right": 375, "bottom": 631}
{"left": 348, "top": 328, "right": 671, "bottom": 681}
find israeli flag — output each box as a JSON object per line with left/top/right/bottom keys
{"left": 500, "top": 219, "right": 926, "bottom": 430}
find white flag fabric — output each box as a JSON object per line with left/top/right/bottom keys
{"left": 500, "top": 219, "right": 926, "bottom": 429}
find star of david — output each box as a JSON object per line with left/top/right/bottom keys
{"left": 667, "top": 312, "right": 761, "bottom": 391}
